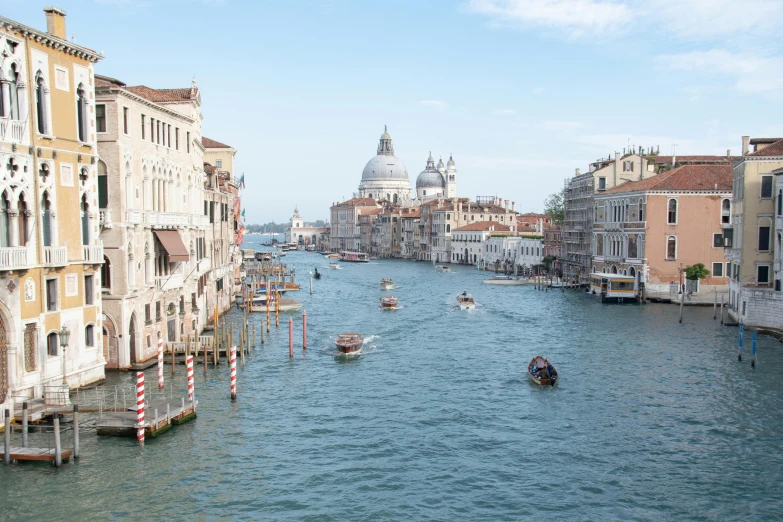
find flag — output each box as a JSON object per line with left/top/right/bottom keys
{"left": 239, "top": 174, "right": 245, "bottom": 189}
{"left": 241, "top": 208, "right": 246, "bottom": 218}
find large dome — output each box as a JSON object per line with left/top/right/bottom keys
{"left": 362, "top": 154, "right": 409, "bottom": 181}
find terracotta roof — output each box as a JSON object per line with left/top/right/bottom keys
{"left": 749, "top": 138, "right": 780, "bottom": 145}
{"left": 363, "top": 208, "right": 383, "bottom": 216}
{"left": 747, "top": 139, "right": 783, "bottom": 157}
{"left": 401, "top": 208, "right": 421, "bottom": 218}
{"left": 125, "top": 85, "right": 198, "bottom": 103}
{"left": 202, "top": 137, "right": 232, "bottom": 149}
{"left": 603, "top": 165, "right": 732, "bottom": 194}
{"left": 335, "top": 197, "right": 378, "bottom": 207}
{"left": 650, "top": 155, "right": 736, "bottom": 165}
{"left": 453, "top": 221, "right": 510, "bottom": 232}
{"left": 95, "top": 74, "right": 125, "bottom": 88}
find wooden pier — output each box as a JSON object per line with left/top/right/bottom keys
{"left": 6, "top": 446, "right": 72, "bottom": 463}
{"left": 96, "top": 398, "right": 197, "bottom": 438}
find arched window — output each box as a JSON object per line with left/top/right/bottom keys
{"left": 98, "top": 160, "right": 109, "bottom": 208}
{"left": 9, "top": 63, "right": 20, "bottom": 120}
{"left": 393, "top": 193, "right": 398, "bottom": 204}
{"left": 101, "top": 255, "right": 111, "bottom": 289}
{"left": 667, "top": 199, "right": 677, "bottom": 224}
{"left": 666, "top": 236, "right": 677, "bottom": 260}
{"left": 35, "top": 71, "right": 48, "bottom": 134}
{"left": 17, "top": 193, "right": 28, "bottom": 246}
{"left": 638, "top": 198, "right": 645, "bottom": 221}
{"left": 629, "top": 266, "right": 636, "bottom": 277}
{"left": 0, "top": 192, "right": 8, "bottom": 247}
{"left": 41, "top": 192, "right": 53, "bottom": 247}
{"left": 612, "top": 265, "right": 618, "bottom": 274}
{"left": 77, "top": 83, "right": 88, "bottom": 142}
{"left": 47, "top": 331, "right": 58, "bottom": 357}
{"left": 85, "top": 324, "right": 95, "bottom": 347}
{"left": 777, "top": 192, "right": 782, "bottom": 218}
{"left": 81, "top": 194, "right": 90, "bottom": 245}
{"left": 446, "top": 224, "right": 450, "bottom": 233}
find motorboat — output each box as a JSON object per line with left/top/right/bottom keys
{"left": 380, "top": 278, "right": 393, "bottom": 290}
{"left": 329, "top": 262, "right": 340, "bottom": 270}
{"left": 527, "top": 356, "right": 558, "bottom": 386}
{"left": 456, "top": 292, "right": 475, "bottom": 310}
{"left": 250, "top": 296, "right": 303, "bottom": 313}
{"left": 335, "top": 333, "right": 363, "bottom": 354}
{"left": 435, "top": 265, "right": 452, "bottom": 272}
{"left": 380, "top": 296, "right": 398, "bottom": 310}
{"left": 483, "top": 276, "right": 528, "bottom": 286}
{"left": 324, "top": 253, "right": 339, "bottom": 259}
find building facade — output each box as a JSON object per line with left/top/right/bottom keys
{"left": 329, "top": 197, "right": 379, "bottom": 252}
{"left": 357, "top": 127, "right": 412, "bottom": 205}
{"left": 285, "top": 206, "right": 327, "bottom": 247}
{"left": 0, "top": 8, "right": 105, "bottom": 420}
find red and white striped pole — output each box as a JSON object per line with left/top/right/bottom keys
{"left": 186, "top": 355, "right": 194, "bottom": 401}
{"left": 157, "top": 338, "right": 164, "bottom": 389}
{"left": 229, "top": 346, "right": 237, "bottom": 401}
{"left": 289, "top": 317, "right": 294, "bottom": 358}
{"left": 136, "top": 371, "right": 145, "bottom": 444}
{"left": 302, "top": 311, "right": 307, "bottom": 350}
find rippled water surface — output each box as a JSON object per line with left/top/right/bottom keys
{"left": 3, "top": 246, "right": 783, "bottom": 520}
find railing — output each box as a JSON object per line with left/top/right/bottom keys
{"left": 156, "top": 272, "right": 185, "bottom": 291}
{"left": 99, "top": 209, "right": 112, "bottom": 228}
{"left": 43, "top": 245, "right": 68, "bottom": 267}
{"left": 126, "top": 209, "right": 142, "bottom": 225}
{"left": 146, "top": 211, "right": 190, "bottom": 227}
{"left": 0, "top": 246, "right": 33, "bottom": 271}
{"left": 82, "top": 242, "right": 103, "bottom": 264}
{"left": 0, "top": 117, "right": 27, "bottom": 142}
{"left": 191, "top": 214, "right": 209, "bottom": 227}
{"left": 197, "top": 257, "right": 212, "bottom": 274}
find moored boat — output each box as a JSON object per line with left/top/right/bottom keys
{"left": 435, "top": 265, "right": 452, "bottom": 272}
{"left": 483, "top": 276, "right": 528, "bottom": 285}
{"left": 380, "top": 296, "right": 398, "bottom": 310}
{"left": 250, "top": 296, "right": 303, "bottom": 312}
{"left": 456, "top": 291, "right": 475, "bottom": 309}
{"left": 527, "top": 356, "right": 558, "bottom": 386}
{"left": 335, "top": 333, "right": 363, "bottom": 354}
{"left": 380, "top": 278, "right": 393, "bottom": 290}
{"left": 324, "top": 253, "right": 339, "bottom": 259}
{"left": 329, "top": 262, "right": 340, "bottom": 269}
{"left": 340, "top": 251, "right": 370, "bottom": 263}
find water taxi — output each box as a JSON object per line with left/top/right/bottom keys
{"left": 380, "top": 278, "right": 394, "bottom": 290}
{"left": 435, "top": 265, "right": 452, "bottom": 272}
{"left": 324, "top": 253, "right": 339, "bottom": 259}
{"left": 335, "top": 333, "right": 363, "bottom": 354}
{"left": 340, "top": 251, "right": 370, "bottom": 263}
{"left": 456, "top": 292, "right": 475, "bottom": 310}
{"left": 589, "top": 273, "right": 636, "bottom": 303}
{"left": 483, "top": 276, "right": 527, "bottom": 286}
{"left": 256, "top": 282, "right": 300, "bottom": 293}
{"left": 250, "top": 296, "right": 303, "bottom": 313}
{"left": 329, "top": 262, "right": 340, "bottom": 270}
{"left": 527, "top": 356, "right": 558, "bottom": 386}
{"left": 380, "top": 296, "right": 398, "bottom": 310}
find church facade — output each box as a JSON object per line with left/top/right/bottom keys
{"left": 285, "top": 206, "right": 327, "bottom": 248}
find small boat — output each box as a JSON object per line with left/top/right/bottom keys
{"left": 456, "top": 291, "right": 475, "bottom": 310}
{"left": 527, "top": 356, "right": 558, "bottom": 386}
{"left": 435, "top": 265, "right": 452, "bottom": 272}
{"left": 256, "top": 282, "right": 300, "bottom": 292}
{"left": 335, "top": 333, "right": 363, "bottom": 354}
{"left": 483, "top": 276, "right": 528, "bottom": 286}
{"left": 380, "top": 278, "right": 393, "bottom": 290}
{"left": 324, "top": 253, "right": 339, "bottom": 259}
{"left": 255, "top": 286, "right": 290, "bottom": 295}
{"left": 250, "top": 297, "right": 303, "bottom": 312}
{"left": 314, "top": 269, "right": 321, "bottom": 280}
{"left": 380, "top": 296, "right": 398, "bottom": 310}
{"left": 329, "top": 262, "right": 340, "bottom": 270}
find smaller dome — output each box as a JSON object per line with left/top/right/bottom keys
{"left": 416, "top": 169, "right": 445, "bottom": 189}
{"left": 447, "top": 154, "right": 456, "bottom": 168}
{"left": 437, "top": 157, "right": 445, "bottom": 172}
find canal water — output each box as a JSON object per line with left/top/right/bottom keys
{"left": 3, "top": 248, "right": 783, "bottom": 520}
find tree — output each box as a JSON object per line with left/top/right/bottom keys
{"left": 544, "top": 188, "right": 565, "bottom": 225}
{"left": 542, "top": 255, "right": 557, "bottom": 275}
{"left": 684, "top": 263, "right": 710, "bottom": 281}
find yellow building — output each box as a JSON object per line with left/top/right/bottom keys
{"left": 0, "top": 7, "right": 105, "bottom": 422}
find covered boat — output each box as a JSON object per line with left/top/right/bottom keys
{"left": 483, "top": 276, "right": 527, "bottom": 285}
{"left": 435, "top": 265, "right": 452, "bottom": 272}
{"left": 527, "top": 356, "right": 558, "bottom": 386}
{"left": 335, "top": 333, "right": 363, "bottom": 354}
{"left": 380, "top": 278, "right": 393, "bottom": 290}
{"left": 380, "top": 296, "right": 398, "bottom": 310}
{"left": 329, "top": 262, "right": 340, "bottom": 269}
{"left": 456, "top": 291, "right": 475, "bottom": 310}
{"left": 250, "top": 296, "right": 303, "bottom": 313}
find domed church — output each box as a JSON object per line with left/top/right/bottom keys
{"left": 358, "top": 126, "right": 413, "bottom": 205}
{"left": 416, "top": 151, "right": 457, "bottom": 201}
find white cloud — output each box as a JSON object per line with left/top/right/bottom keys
{"left": 542, "top": 120, "right": 584, "bottom": 131}
{"left": 419, "top": 100, "right": 447, "bottom": 110}
{"left": 655, "top": 49, "right": 783, "bottom": 96}
{"left": 492, "top": 109, "right": 517, "bottom": 115}
{"left": 465, "top": 0, "right": 633, "bottom": 36}
{"left": 650, "top": 0, "right": 783, "bottom": 39}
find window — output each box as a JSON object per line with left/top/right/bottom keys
{"left": 85, "top": 325, "right": 94, "bottom": 347}
{"left": 47, "top": 332, "right": 58, "bottom": 357}
{"left": 187, "top": 132, "right": 190, "bottom": 153}
{"left": 156, "top": 301, "right": 161, "bottom": 321}
{"left": 123, "top": 107, "right": 129, "bottom": 134}
{"left": 46, "top": 278, "right": 57, "bottom": 312}
{"left": 95, "top": 104, "right": 107, "bottom": 133}
{"left": 167, "top": 124, "right": 171, "bottom": 147}
{"left": 157, "top": 121, "right": 161, "bottom": 144}
{"left": 101, "top": 256, "right": 111, "bottom": 289}
{"left": 216, "top": 159, "right": 223, "bottom": 168}
{"left": 35, "top": 71, "right": 49, "bottom": 135}
{"left": 759, "top": 224, "right": 771, "bottom": 251}
{"left": 712, "top": 262, "right": 724, "bottom": 277}
{"left": 85, "top": 275, "right": 94, "bottom": 305}
{"left": 150, "top": 118, "right": 154, "bottom": 141}
{"left": 761, "top": 175, "right": 773, "bottom": 198}
{"left": 757, "top": 265, "right": 770, "bottom": 284}
{"left": 598, "top": 177, "right": 606, "bottom": 190}
{"left": 98, "top": 160, "right": 108, "bottom": 208}
{"left": 8, "top": 63, "right": 20, "bottom": 119}
{"left": 77, "top": 83, "right": 88, "bottom": 141}
{"left": 81, "top": 194, "right": 90, "bottom": 245}
{"left": 638, "top": 199, "right": 645, "bottom": 221}
{"left": 713, "top": 233, "right": 723, "bottom": 248}
{"left": 666, "top": 236, "right": 677, "bottom": 260}
{"left": 141, "top": 115, "right": 146, "bottom": 139}
{"left": 145, "top": 304, "right": 151, "bottom": 324}
{"left": 175, "top": 128, "right": 179, "bottom": 150}
{"left": 667, "top": 199, "right": 677, "bottom": 224}
{"left": 722, "top": 199, "right": 731, "bottom": 224}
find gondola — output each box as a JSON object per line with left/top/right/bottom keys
{"left": 527, "top": 356, "right": 558, "bottom": 386}
{"left": 314, "top": 269, "right": 321, "bottom": 280}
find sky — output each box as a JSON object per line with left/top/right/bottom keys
{"left": 5, "top": 0, "right": 783, "bottom": 223}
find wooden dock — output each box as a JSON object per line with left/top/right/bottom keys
{"left": 96, "top": 398, "right": 197, "bottom": 437}
{"left": 5, "top": 447, "right": 72, "bottom": 463}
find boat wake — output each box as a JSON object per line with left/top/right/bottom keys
{"left": 363, "top": 335, "right": 380, "bottom": 344}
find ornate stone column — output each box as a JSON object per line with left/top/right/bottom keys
{"left": 7, "top": 209, "right": 19, "bottom": 247}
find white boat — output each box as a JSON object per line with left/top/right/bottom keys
{"left": 483, "top": 276, "right": 528, "bottom": 286}
{"left": 250, "top": 296, "right": 303, "bottom": 312}
{"left": 380, "top": 278, "right": 393, "bottom": 290}
{"left": 329, "top": 262, "right": 340, "bottom": 270}
{"left": 457, "top": 292, "right": 475, "bottom": 310}
{"left": 435, "top": 265, "right": 452, "bottom": 272}
{"left": 380, "top": 296, "right": 398, "bottom": 310}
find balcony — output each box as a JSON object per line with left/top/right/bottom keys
{"left": 196, "top": 256, "right": 211, "bottom": 274}
{"left": 82, "top": 242, "right": 104, "bottom": 264}
{"left": 126, "top": 210, "right": 142, "bottom": 225}
{"left": 191, "top": 214, "right": 209, "bottom": 227}
{"left": 156, "top": 273, "right": 185, "bottom": 291}
{"left": 99, "top": 209, "right": 112, "bottom": 229}
{"left": 43, "top": 246, "right": 68, "bottom": 267}
{"left": 145, "top": 211, "right": 189, "bottom": 228}
{"left": 0, "top": 246, "right": 33, "bottom": 271}
{"left": 0, "top": 118, "right": 26, "bottom": 143}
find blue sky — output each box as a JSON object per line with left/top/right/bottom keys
{"left": 5, "top": 0, "right": 783, "bottom": 223}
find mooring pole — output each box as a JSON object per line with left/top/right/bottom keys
{"left": 679, "top": 290, "right": 684, "bottom": 324}
{"left": 738, "top": 322, "right": 744, "bottom": 361}
{"left": 3, "top": 409, "right": 10, "bottom": 465}
{"left": 73, "top": 404, "right": 80, "bottom": 459}
{"left": 22, "top": 402, "right": 28, "bottom": 448}
{"left": 752, "top": 329, "right": 757, "bottom": 368}
{"left": 289, "top": 317, "right": 294, "bottom": 358}
{"left": 303, "top": 311, "right": 307, "bottom": 350}
{"left": 713, "top": 288, "right": 717, "bottom": 320}
{"left": 720, "top": 294, "right": 724, "bottom": 325}
{"left": 53, "top": 412, "right": 62, "bottom": 467}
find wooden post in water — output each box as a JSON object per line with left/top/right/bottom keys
{"left": 53, "top": 412, "right": 62, "bottom": 467}
{"left": 3, "top": 409, "right": 9, "bottom": 465}
{"left": 303, "top": 311, "right": 307, "bottom": 350}
{"left": 73, "top": 404, "right": 80, "bottom": 459}
{"left": 751, "top": 329, "right": 757, "bottom": 367}
{"left": 679, "top": 290, "right": 684, "bottom": 324}
{"left": 261, "top": 318, "right": 265, "bottom": 344}
{"left": 720, "top": 294, "right": 724, "bottom": 325}
{"left": 738, "top": 322, "right": 744, "bottom": 361}
{"left": 713, "top": 288, "right": 717, "bottom": 320}
{"left": 253, "top": 323, "right": 256, "bottom": 348}
{"left": 289, "top": 317, "right": 294, "bottom": 358}
{"left": 170, "top": 339, "right": 175, "bottom": 375}
{"left": 240, "top": 328, "right": 245, "bottom": 366}
{"left": 22, "top": 402, "right": 28, "bottom": 448}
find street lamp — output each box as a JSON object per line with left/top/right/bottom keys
{"left": 59, "top": 325, "right": 70, "bottom": 386}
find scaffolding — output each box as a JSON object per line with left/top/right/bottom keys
{"left": 562, "top": 172, "right": 595, "bottom": 283}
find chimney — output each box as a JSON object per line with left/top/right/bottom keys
{"left": 727, "top": 149, "right": 731, "bottom": 159}
{"left": 512, "top": 201, "right": 515, "bottom": 212}
{"left": 467, "top": 202, "right": 472, "bottom": 214}
{"left": 672, "top": 154, "right": 676, "bottom": 169}
{"left": 575, "top": 168, "right": 580, "bottom": 176}
{"left": 504, "top": 199, "right": 509, "bottom": 212}
{"left": 742, "top": 136, "right": 750, "bottom": 155}
{"left": 615, "top": 151, "right": 621, "bottom": 161}
{"left": 44, "top": 6, "right": 67, "bottom": 40}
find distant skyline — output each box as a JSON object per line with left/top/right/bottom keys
{"left": 5, "top": 0, "right": 783, "bottom": 223}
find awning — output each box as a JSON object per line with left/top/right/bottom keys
{"left": 154, "top": 230, "right": 189, "bottom": 262}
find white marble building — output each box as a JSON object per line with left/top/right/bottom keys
{"left": 285, "top": 206, "right": 327, "bottom": 247}
{"left": 357, "top": 127, "right": 412, "bottom": 205}
{"left": 416, "top": 152, "right": 457, "bottom": 201}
